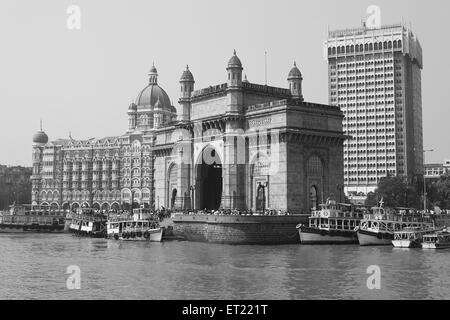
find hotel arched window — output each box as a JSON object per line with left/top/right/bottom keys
{"left": 140, "top": 115, "right": 148, "bottom": 126}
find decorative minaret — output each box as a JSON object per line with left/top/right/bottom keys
{"left": 287, "top": 61, "right": 303, "bottom": 100}
{"left": 226, "top": 49, "right": 243, "bottom": 89}
{"left": 148, "top": 63, "right": 158, "bottom": 84}
{"left": 127, "top": 102, "right": 137, "bottom": 131}
{"left": 153, "top": 97, "right": 163, "bottom": 129}
{"left": 31, "top": 121, "right": 48, "bottom": 205}
{"left": 178, "top": 65, "right": 194, "bottom": 121}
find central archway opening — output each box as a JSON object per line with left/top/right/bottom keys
{"left": 196, "top": 147, "right": 222, "bottom": 210}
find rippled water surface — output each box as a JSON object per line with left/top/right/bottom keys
{"left": 1, "top": 233, "right": 449, "bottom": 299}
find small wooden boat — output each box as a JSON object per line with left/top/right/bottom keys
{"left": 68, "top": 208, "right": 107, "bottom": 238}
{"left": 392, "top": 226, "right": 443, "bottom": 248}
{"left": 296, "top": 199, "right": 364, "bottom": 244}
{"left": 106, "top": 208, "right": 163, "bottom": 242}
{"left": 0, "top": 204, "right": 66, "bottom": 233}
{"left": 422, "top": 230, "right": 450, "bottom": 249}
{"left": 356, "top": 201, "right": 434, "bottom": 246}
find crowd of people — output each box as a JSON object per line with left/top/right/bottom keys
{"left": 179, "top": 208, "right": 292, "bottom": 216}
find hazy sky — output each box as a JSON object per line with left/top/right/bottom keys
{"left": 0, "top": 0, "right": 448, "bottom": 166}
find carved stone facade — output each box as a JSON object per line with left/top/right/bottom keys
{"left": 31, "top": 51, "right": 345, "bottom": 214}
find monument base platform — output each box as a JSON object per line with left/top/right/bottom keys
{"left": 172, "top": 214, "right": 309, "bottom": 245}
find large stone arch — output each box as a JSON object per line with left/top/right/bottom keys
{"left": 195, "top": 145, "right": 223, "bottom": 211}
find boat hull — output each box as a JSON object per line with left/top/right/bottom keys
{"left": 298, "top": 226, "right": 358, "bottom": 244}
{"left": 422, "top": 242, "right": 450, "bottom": 249}
{"left": 68, "top": 228, "right": 106, "bottom": 238}
{"left": 108, "top": 228, "right": 163, "bottom": 242}
{"left": 0, "top": 224, "right": 65, "bottom": 233}
{"left": 392, "top": 240, "right": 421, "bottom": 248}
{"left": 357, "top": 229, "right": 393, "bottom": 246}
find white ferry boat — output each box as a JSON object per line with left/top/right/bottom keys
{"left": 356, "top": 201, "right": 433, "bottom": 246}
{"left": 0, "top": 204, "right": 66, "bottom": 233}
{"left": 106, "top": 208, "right": 163, "bottom": 242}
{"left": 422, "top": 230, "right": 450, "bottom": 249}
{"left": 296, "top": 199, "right": 364, "bottom": 244}
{"left": 68, "top": 208, "right": 108, "bottom": 238}
{"left": 392, "top": 226, "right": 443, "bottom": 248}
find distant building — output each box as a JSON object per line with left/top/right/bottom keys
{"left": 325, "top": 23, "right": 424, "bottom": 196}
{"left": 424, "top": 160, "right": 450, "bottom": 180}
{"left": 31, "top": 51, "right": 345, "bottom": 213}
{"left": 0, "top": 165, "right": 32, "bottom": 208}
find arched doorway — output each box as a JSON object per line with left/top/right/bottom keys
{"left": 92, "top": 203, "right": 100, "bottom": 211}
{"left": 307, "top": 155, "right": 324, "bottom": 210}
{"left": 256, "top": 184, "right": 266, "bottom": 212}
{"left": 196, "top": 146, "right": 222, "bottom": 210}
{"left": 310, "top": 186, "right": 318, "bottom": 210}
{"left": 171, "top": 189, "right": 177, "bottom": 209}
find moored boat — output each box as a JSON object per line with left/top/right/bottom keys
{"left": 0, "top": 204, "right": 66, "bottom": 233}
{"left": 392, "top": 226, "right": 443, "bottom": 248}
{"left": 421, "top": 229, "right": 450, "bottom": 249}
{"left": 356, "top": 202, "right": 434, "bottom": 246}
{"left": 106, "top": 208, "right": 163, "bottom": 242}
{"left": 296, "top": 199, "right": 364, "bottom": 244}
{"left": 68, "top": 208, "right": 108, "bottom": 238}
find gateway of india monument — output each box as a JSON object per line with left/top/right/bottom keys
{"left": 31, "top": 51, "right": 345, "bottom": 215}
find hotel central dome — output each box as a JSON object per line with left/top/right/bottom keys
{"left": 135, "top": 65, "right": 171, "bottom": 110}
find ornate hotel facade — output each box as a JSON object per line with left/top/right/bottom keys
{"left": 31, "top": 51, "right": 345, "bottom": 213}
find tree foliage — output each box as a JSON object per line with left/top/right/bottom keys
{"left": 365, "top": 175, "right": 422, "bottom": 208}
{"left": 365, "top": 173, "right": 450, "bottom": 210}
{"left": 428, "top": 173, "right": 450, "bottom": 210}
{"left": 0, "top": 166, "right": 32, "bottom": 210}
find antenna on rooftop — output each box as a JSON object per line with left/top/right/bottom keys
{"left": 264, "top": 51, "right": 267, "bottom": 86}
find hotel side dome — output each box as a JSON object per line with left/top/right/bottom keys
{"left": 33, "top": 130, "right": 48, "bottom": 144}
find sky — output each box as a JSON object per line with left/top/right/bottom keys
{"left": 0, "top": 0, "right": 448, "bottom": 166}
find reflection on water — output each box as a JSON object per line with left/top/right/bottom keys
{"left": 0, "top": 234, "right": 449, "bottom": 299}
